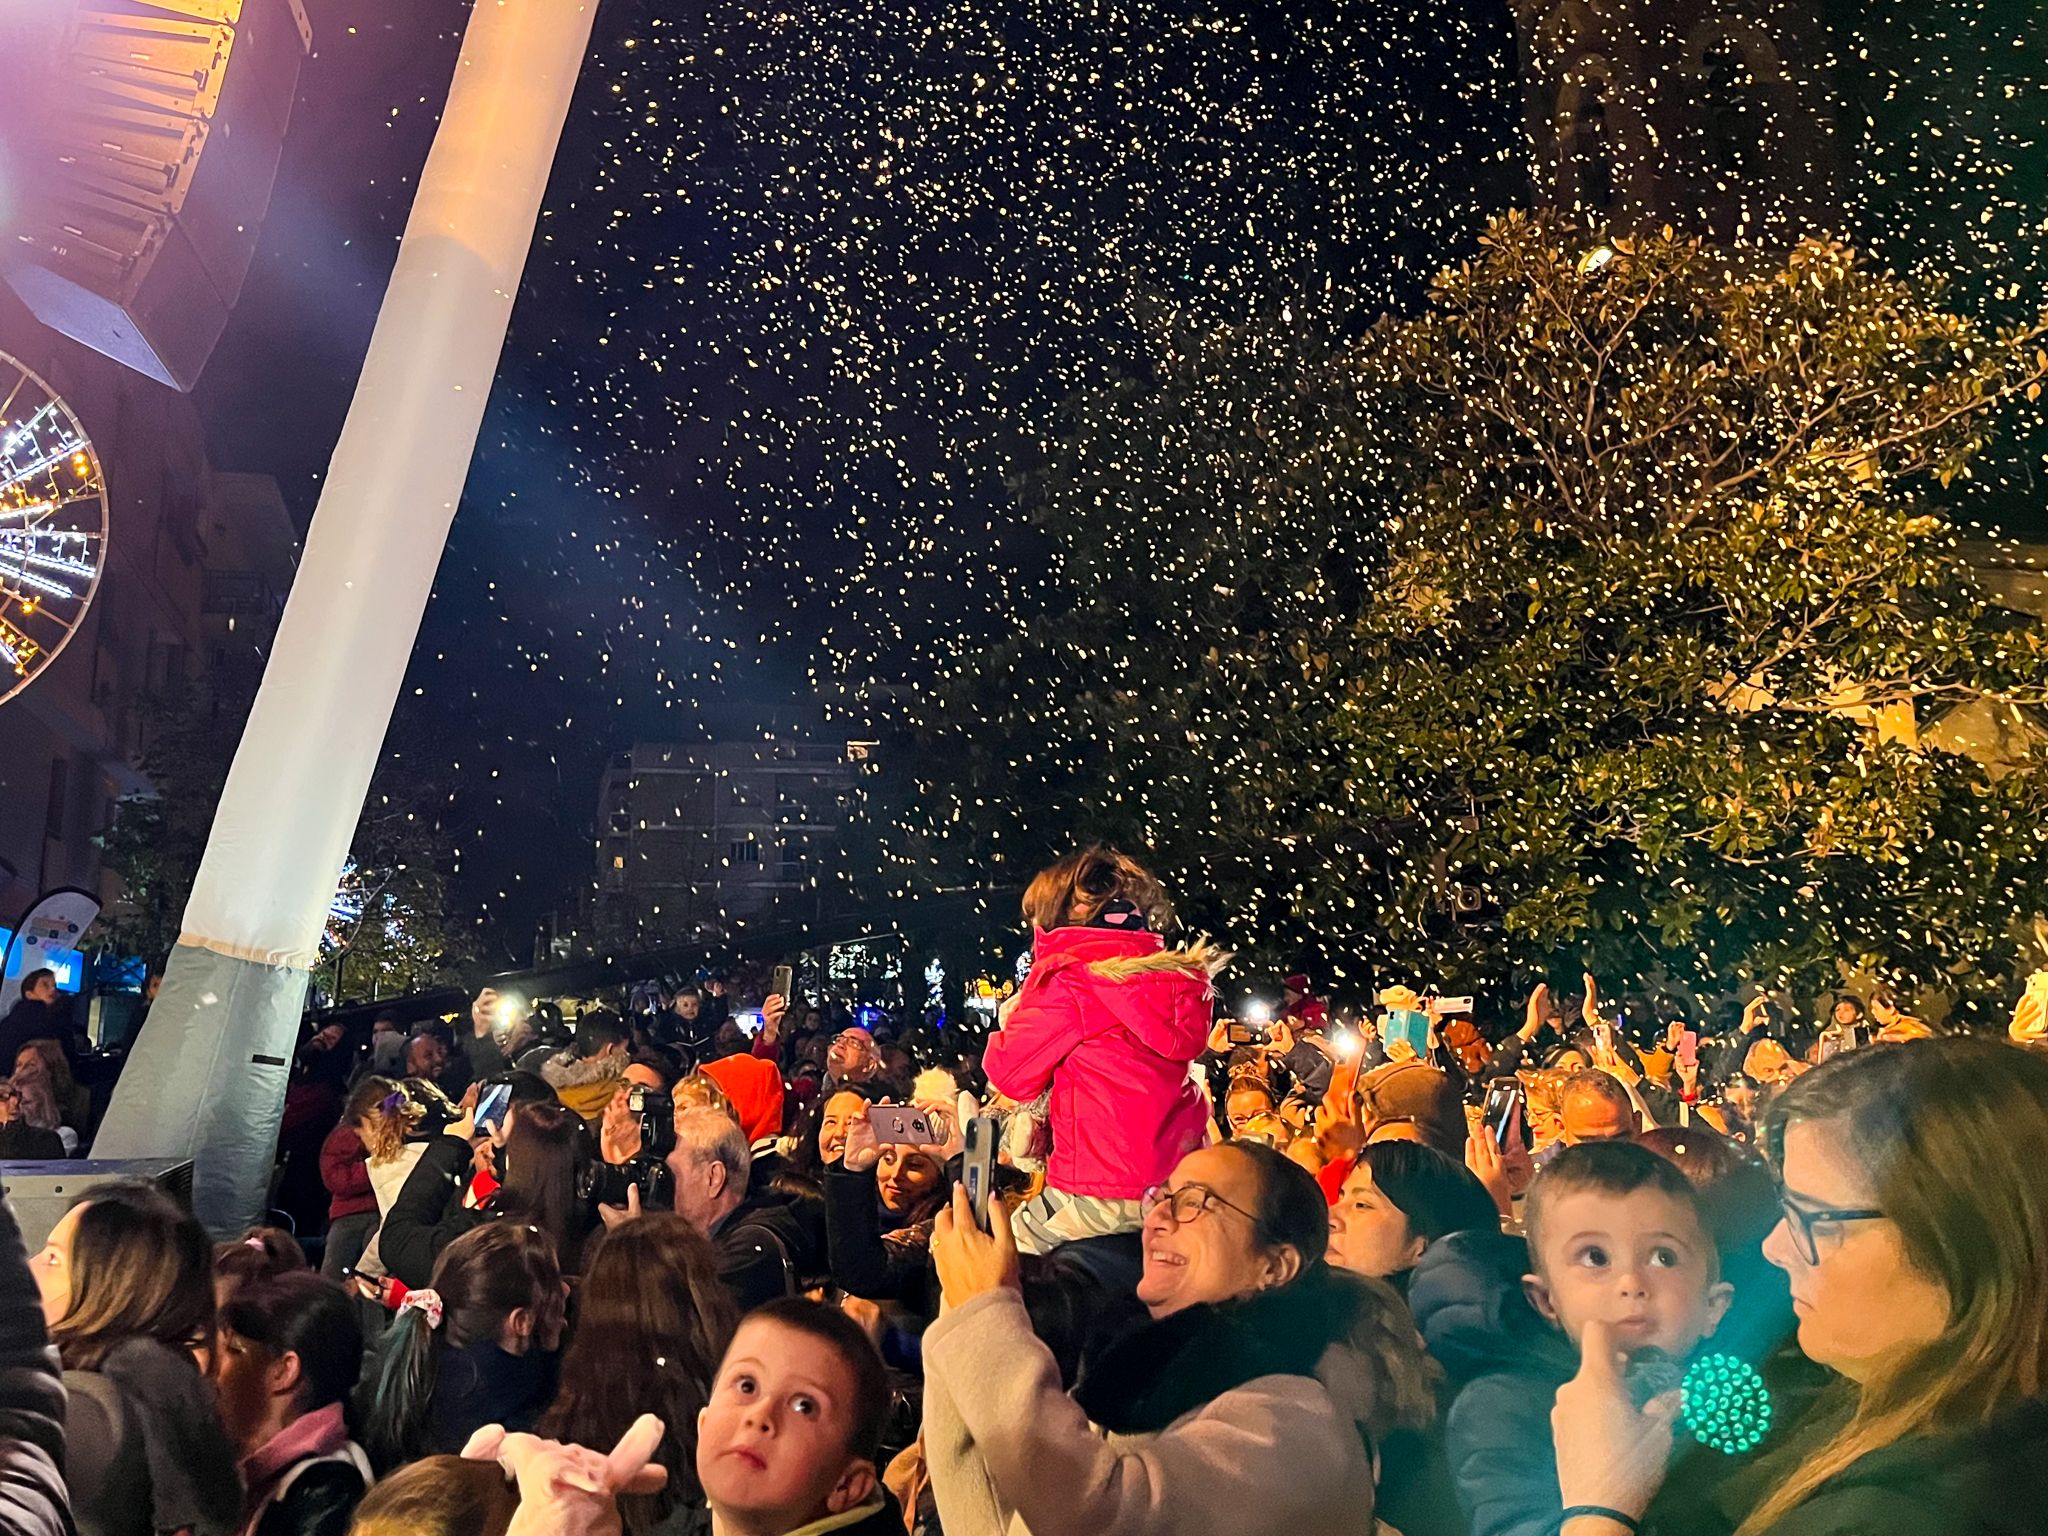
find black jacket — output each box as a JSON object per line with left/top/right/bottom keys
{"left": 250, "top": 1455, "right": 369, "bottom": 1536}
{"left": 0, "top": 1196, "right": 67, "bottom": 1536}
{"left": 0, "top": 1124, "right": 64, "bottom": 1160}
{"left": 379, "top": 1133, "right": 485, "bottom": 1289}
{"left": 427, "top": 1341, "right": 559, "bottom": 1456}
{"left": 714, "top": 1191, "right": 810, "bottom": 1313}
{"left": 1416, "top": 1228, "right": 1808, "bottom": 1536}
{"left": 1741, "top": 1396, "right": 2048, "bottom": 1536}
{"left": 0, "top": 1001, "right": 71, "bottom": 1078}
{"left": 64, "top": 1336, "right": 243, "bottom": 1536}
{"left": 822, "top": 1166, "right": 939, "bottom": 1313}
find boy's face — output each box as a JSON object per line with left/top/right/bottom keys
{"left": 698, "top": 1318, "right": 874, "bottom": 1528}
{"left": 1524, "top": 1186, "right": 1732, "bottom": 1359}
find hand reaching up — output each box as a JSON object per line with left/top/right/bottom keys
{"left": 463, "top": 1414, "right": 667, "bottom": 1536}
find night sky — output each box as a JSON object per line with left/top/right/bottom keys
{"left": 195, "top": 0, "right": 1525, "bottom": 955}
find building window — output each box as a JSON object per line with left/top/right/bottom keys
{"left": 729, "top": 840, "right": 762, "bottom": 864}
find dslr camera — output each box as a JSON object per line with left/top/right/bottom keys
{"left": 590, "top": 1085, "right": 676, "bottom": 1211}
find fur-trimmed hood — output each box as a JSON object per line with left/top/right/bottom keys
{"left": 984, "top": 923, "right": 1225, "bottom": 1198}
{"left": 539, "top": 1047, "right": 623, "bottom": 1120}
{"left": 1024, "top": 925, "right": 1227, "bottom": 1065}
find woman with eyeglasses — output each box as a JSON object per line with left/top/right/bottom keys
{"left": 1549, "top": 1038, "right": 2048, "bottom": 1536}
{"left": 922, "top": 1140, "right": 1439, "bottom": 1536}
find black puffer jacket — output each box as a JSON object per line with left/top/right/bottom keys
{"left": 378, "top": 1133, "right": 486, "bottom": 1289}
{"left": 0, "top": 1197, "right": 66, "bottom": 1536}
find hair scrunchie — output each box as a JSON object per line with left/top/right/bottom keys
{"left": 397, "top": 1287, "right": 445, "bottom": 1330}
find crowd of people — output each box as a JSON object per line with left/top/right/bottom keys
{"left": 4, "top": 843, "right": 2048, "bottom": 1536}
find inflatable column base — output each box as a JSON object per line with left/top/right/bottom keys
{"left": 90, "top": 942, "right": 310, "bottom": 1236}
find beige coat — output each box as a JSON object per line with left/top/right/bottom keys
{"left": 922, "top": 1288, "right": 1379, "bottom": 1536}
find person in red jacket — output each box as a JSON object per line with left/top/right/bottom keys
{"left": 318, "top": 1077, "right": 388, "bottom": 1283}
{"left": 984, "top": 846, "right": 1228, "bottom": 1254}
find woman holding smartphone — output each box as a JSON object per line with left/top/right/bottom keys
{"left": 820, "top": 1082, "right": 957, "bottom": 1316}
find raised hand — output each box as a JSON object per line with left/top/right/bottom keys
{"left": 932, "top": 1183, "right": 1021, "bottom": 1309}
{"left": 464, "top": 1414, "right": 668, "bottom": 1536}
{"left": 1551, "top": 1318, "right": 1680, "bottom": 1527}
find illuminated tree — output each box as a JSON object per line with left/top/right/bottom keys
{"left": 102, "top": 685, "right": 473, "bottom": 998}
{"left": 913, "top": 214, "right": 2048, "bottom": 1018}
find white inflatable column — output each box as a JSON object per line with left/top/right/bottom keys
{"left": 94, "top": 0, "right": 601, "bottom": 1234}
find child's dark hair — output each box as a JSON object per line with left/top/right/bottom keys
{"left": 221, "top": 1271, "right": 364, "bottom": 1415}
{"left": 214, "top": 1224, "right": 309, "bottom": 1299}
{"left": 359, "top": 1222, "right": 563, "bottom": 1472}
{"left": 1525, "top": 1140, "right": 1716, "bottom": 1280}
{"left": 739, "top": 1298, "right": 891, "bottom": 1463}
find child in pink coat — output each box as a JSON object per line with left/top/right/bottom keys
{"left": 983, "top": 846, "right": 1228, "bottom": 1253}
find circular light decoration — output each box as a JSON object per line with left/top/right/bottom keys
{"left": 0, "top": 352, "right": 108, "bottom": 705}
{"left": 1682, "top": 1352, "right": 1774, "bottom": 1456}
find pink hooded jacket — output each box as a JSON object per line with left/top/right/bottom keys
{"left": 983, "top": 925, "right": 1223, "bottom": 1200}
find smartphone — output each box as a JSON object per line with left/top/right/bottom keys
{"left": 1677, "top": 1029, "right": 1700, "bottom": 1071}
{"left": 963, "top": 1114, "right": 999, "bottom": 1232}
{"left": 474, "top": 1082, "right": 513, "bottom": 1136}
{"left": 1482, "top": 1079, "right": 1525, "bottom": 1151}
{"left": 770, "top": 964, "right": 794, "bottom": 1003}
{"left": 1431, "top": 996, "right": 1476, "bottom": 1016}
{"left": 867, "top": 1104, "right": 941, "bottom": 1146}
{"left": 1226, "top": 1020, "right": 1273, "bottom": 1046}
{"left": 1592, "top": 1019, "right": 1614, "bottom": 1056}
{"left": 1382, "top": 1008, "right": 1431, "bottom": 1058}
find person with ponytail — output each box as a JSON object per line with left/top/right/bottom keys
{"left": 214, "top": 1273, "right": 369, "bottom": 1536}
{"left": 1549, "top": 1038, "right": 2048, "bottom": 1536}
{"left": 921, "top": 1140, "right": 1412, "bottom": 1536}
{"left": 984, "top": 845, "right": 1228, "bottom": 1255}
{"left": 358, "top": 1221, "right": 567, "bottom": 1472}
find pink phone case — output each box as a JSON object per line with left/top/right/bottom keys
{"left": 867, "top": 1105, "right": 938, "bottom": 1145}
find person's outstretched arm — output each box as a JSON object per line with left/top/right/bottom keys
{"left": 0, "top": 1193, "right": 70, "bottom": 1536}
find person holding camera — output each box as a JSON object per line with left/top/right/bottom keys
{"left": 380, "top": 1085, "right": 598, "bottom": 1288}
{"left": 819, "top": 1078, "right": 958, "bottom": 1318}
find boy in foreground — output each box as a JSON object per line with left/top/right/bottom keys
{"left": 461, "top": 1298, "right": 897, "bottom": 1536}
{"left": 1445, "top": 1141, "right": 1735, "bottom": 1536}
{"left": 692, "top": 1298, "right": 899, "bottom": 1536}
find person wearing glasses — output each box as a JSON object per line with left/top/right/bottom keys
{"left": 921, "top": 1140, "right": 1439, "bottom": 1536}
{"left": 1550, "top": 1038, "right": 2048, "bottom": 1536}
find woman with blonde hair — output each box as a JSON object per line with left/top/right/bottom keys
{"left": 1550, "top": 1037, "right": 2048, "bottom": 1536}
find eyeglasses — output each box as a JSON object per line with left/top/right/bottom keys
{"left": 1141, "top": 1182, "right": 1258, "bottom": 1228}
{"left": 1776, "top": 1188, "right": 1885, "bottom": 1265}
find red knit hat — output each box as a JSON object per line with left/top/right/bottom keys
{"left": 701, "top": 1052, "right": 786, "bottom": 1143}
